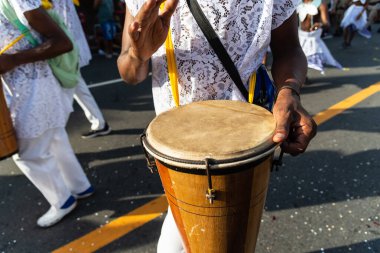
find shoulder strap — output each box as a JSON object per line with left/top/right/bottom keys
{"left": 0, "top": 0, "right": 39, "bottom": 46}
{"left": 185, "top": 0, "right": 248, "bottom": 101}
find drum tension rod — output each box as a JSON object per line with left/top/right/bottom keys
{"left": 205, "top": 158, "right": 216, "bottom": 204}
{"left": 272, "top": 148, "right": 284, "bottom": 172}
{"left": 140, "top": 133, "right": 156, "bottom": 173}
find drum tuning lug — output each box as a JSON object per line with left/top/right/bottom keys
{"left": 140, "top": 133, "right": 157, "bottom": 173}
{"left": 205, "top": 158, "right": 216, "bottom": 204}
{"left": 147, "top": 163, "right": 156, "bottom": 173}
{"left": 206, "top": 188, "right": 216, "bottom": 204}
{"left": 272, "top": 148, "right": 284, "bottom": 172}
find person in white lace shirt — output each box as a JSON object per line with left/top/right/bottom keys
{"left": 0, "top": 0, "right": 93, "bottom": 228}
{"left": 51, "top": 0, "right": 112, "bottom": 139}
{"left": 118, "top": 0, "right": 317, "bottom": 251}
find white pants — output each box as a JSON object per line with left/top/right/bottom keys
{"left": 74, "top": 73, "right": 105, "bottom": 131}
{"left": 13, "top": 127, "right": 91, "bottom": 208}
{"left": 157, "top": 207, "right": 186, "bottom": 253}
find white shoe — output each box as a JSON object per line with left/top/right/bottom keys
{"left": 37, "top": 201, "right": 77, "bottom": 228}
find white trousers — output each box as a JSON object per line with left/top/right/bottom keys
{"left": 74, "top": 73, "right": 105, "bottom": 131}
{"left": 13, "top": 127, "right": 91, "bottom": 208}
{"left": 157, "top": 207, "right": 186, "bottom": 253}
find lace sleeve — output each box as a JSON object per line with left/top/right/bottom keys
{"left": 9, "top": 0, "right": 40, "bottom": 27}
{"left": 9, "top": 0, "right": 40, "bottom": 13}
{"left": 272, "top": 0, "right": 299, "bottom": 29}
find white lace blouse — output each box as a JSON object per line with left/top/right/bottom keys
{"left": 125, "top": 0, "right": 298, "bottom": 115}
{"left": 0, "top": 0, "right": 73, "bottom": 139}
{"left": 52, "top": 0, "right": 92, "bottom": 67}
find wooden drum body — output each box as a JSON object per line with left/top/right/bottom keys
{"left": 0, "top": 81, "right": 18, "bottom": 160}
{"left": 142, "top": 100, "right": 277, "bottom": 253}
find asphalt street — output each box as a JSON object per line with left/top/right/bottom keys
{"left": 0, "top": 25, "right": 379, "bottom": 253}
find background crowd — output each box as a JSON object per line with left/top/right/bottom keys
{"left": 73, "top": 0, "right": 379, "bottom": 61}
{"left": 73, "top": 0, "right": 126, "bottom": 58}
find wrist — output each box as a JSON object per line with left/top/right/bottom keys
{"left": 277, "top": 82, "right": 301, "bottom": 100}
{"left": 127, "top": 47, "right": 148, "bottom": 65}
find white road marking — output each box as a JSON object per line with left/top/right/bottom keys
{"left": 88, "top": 72, "right": 153, "bottom": 89}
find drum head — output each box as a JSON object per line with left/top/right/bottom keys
{"left": 144, "top": 100, "right": 276, "bottom": 168}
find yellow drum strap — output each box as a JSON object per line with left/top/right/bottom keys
{"left": 41, "top": 0, "right": 53, "bottom": 9}
{"left": 164, "top": 29, "right": 180, "bottom": 107}
{"left": 72, "top": 0, "right": 80, "bottom": 7}
{"left": 0, "top": 34, "right": 24, "bottom": 55}
{"left": 248, "top": 72, "right": 256, "bottom": 104}
{"left": 161, "top": 3, "right": 256, "bottom": 106}
{"left": 44, "top": 0, "right": 79, "bottom": 9}
{"left": 161, "top": 3, "right": 180, "bottom": 107}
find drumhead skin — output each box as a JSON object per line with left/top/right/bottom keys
{"left": 143, "top": 100, "right": 277, "bottom": 169}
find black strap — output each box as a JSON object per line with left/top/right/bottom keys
{"left": 186, "top": 0, "right": 249, "bottom": 101}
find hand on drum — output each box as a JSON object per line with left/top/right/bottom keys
{"left": 272, "top": 88, "right": 317, "bottom": 156}
{"left": 128, "top": 0, "right": 179, "bottom": 62}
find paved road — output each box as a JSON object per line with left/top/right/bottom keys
{"left": 1, "top": 25, "right": 379, "bottom": 253}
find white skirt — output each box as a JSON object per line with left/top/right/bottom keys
{"left": 299, "top": 29, "right": 342, "bottom": 74}
{"left": 340, "top": 5, "right": 367, "bottom": 30}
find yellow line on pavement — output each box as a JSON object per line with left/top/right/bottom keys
{"left": 313, "top": 82, "right": 380, "bottom": 125}
{"left": 53, "top": 82, "right": 380, "bottom": 253}
{"left": 52, "top": 195, "right": 168, "bottom": 253}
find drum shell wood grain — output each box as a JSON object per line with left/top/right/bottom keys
{"left": 0, "top": 82, "right": 18, "bottom": 160}
{"left": 156, "top": 156, "right": 272, "bottom": 253}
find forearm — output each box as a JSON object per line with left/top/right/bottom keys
{"left": 320, "top": 4, "right": 330, "bottom": 28}
{"left": 14, "top": 7, "right": 73, "bottom": 66}
{"left": 270, "top": 13, "right": 306, "bottom": 95}
{"left": 117, "top": 47, "right": 150, "bottom": 84}
{"left": 11, "top": 39, "right": 72, "bottom": 67}
{"left": 271, "top": 46, "right": 307, "bottom": 95}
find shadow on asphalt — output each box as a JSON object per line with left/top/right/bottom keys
{"left": 302, "top": 73, "right": 380, "bottom": 94}
{"left": 265, "top": 148, "right": 380, "bottom": 211}
{"left": 86, "top": 82, "right": 155, "bottom": 112}
{"left": 315, "top": 106, "right": 380, "bottom": 133}
{"left": 308, "top": 238, "right": 380, "bottom": 252}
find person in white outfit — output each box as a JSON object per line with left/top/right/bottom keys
{"left": 52, "top": 0, "right": 111, "bottom": 139}
{"left": 0, "top": 0, "right": 94, "bottom": 228}
{"left": 118, "top": 0, "right": 317, "bottom": 252}
{"left": 340, "top": 0, "right": 370, "bottom": 47}
{"left": 297, "top": 0, "right": 343, "bottom": 74}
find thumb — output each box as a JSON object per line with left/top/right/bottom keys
{"left": 273, "top": 112, "right": 291, "bottom": 143}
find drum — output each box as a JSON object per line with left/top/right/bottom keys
{"left": 0, "top": 80, "right": 18, "bottom": 160}
{"left": 141, "top": 100, "right": 277, "bottom": 253}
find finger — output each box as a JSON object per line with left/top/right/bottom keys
{"left": 138, "top": 0, "right": 160, "bottom": 18}
{"left": 282, "top": 120, "right": 316, "bottom": 155}
{"left": 135, "top": 0, "right": 164, "bottom": 26}
{"left": 281, "top": 141, "right": 299, "bottom": 156}
{"left": 281, "top": 135, "right": 309, "bottom": 155}
{"left": 272, "top": 108, "right": 291, "bottom": 143}
{"left": 160, "top": 0, "right": 179, "bottom": 25}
